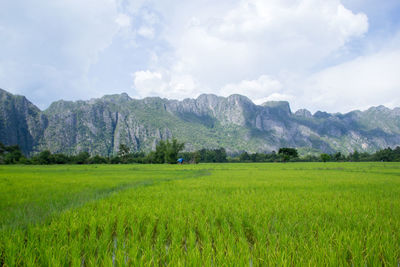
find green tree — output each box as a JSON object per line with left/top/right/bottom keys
{"left": 38, "top": 150, "right": 53, "bottom": 164}
{"left": 165, "top": 139, "right": 185, "bottom": 164}
{"left": 349, "top": 150, "right": 360, "bottom": 162}
{"left": 214, "top": 148, "right": 227, "bottom": 162}
{"left": 52, "top": 153, "right": 70, "bottom": 164}
{"left": 3, "top": 145, "right": 24, "bottom": 164}
{"left": 74, "top": 151, "right": 90, "bottom": 164}
{"left": 239, "top": 152, "right": 250, "bottom": 162}
{"left": 333, "top": 152, "right": 343, "bottom": 161}
{"left": 191, "top": 151, "right": 200, "bottom": 164}
{"left": 278, "top": 148, "right": 298, "bottom": 162}
{"left": 0, "top": 142, "right": 5, "bottom": 164}
{"left": 0, "top": 142, "right": 5, "bottom": 154}
{"left": 110, "top": 156, "right": 122, "bottom": 164}
{"left": 152, "top": 138, "right": 185, "bottom": 164}
{"left": 178, "top": 151, "right": 200, "bottom": 164}
{"left": 199, "top": 149, "right": 213, "bottom": 162}
{"left": 145, "top": 151, "right": 156, "bottom": 164}
{"left": 394, "top": 146, "right": 400, "bottom": 161}
{"left": 320, "top": 153, "right": 331, "bottom": 163}
{"left": 373, "top": 147, "right": 394, "bottom": 162}
{"left": 88, "top": 155, "right": 108, "bottom": 164}
{"left": 198, "top": 148, "right": 227, "bottom": 163}
{"left": 118, "top": 144, "right": 130, "bottom": 163}
{"left": 154, "top": 140, "right": 167, "bottom": 163}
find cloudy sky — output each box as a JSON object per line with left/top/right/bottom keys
{"left": 1, "top": 0, "right": 399, "bottom": 113}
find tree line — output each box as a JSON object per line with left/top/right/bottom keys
{"left": 235, "top": 147, "right": 400, "bottom": 163}
{"left": 1, "top": 140, "right": 400, "bottom": 165}
{"left": 0, "top": 139, "right": 184, "bottom": 165}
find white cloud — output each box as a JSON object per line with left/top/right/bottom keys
{"left": 126, "top": 0, "right": 379, "bottom": 111}
{"left": 257, "top": 93, "right": 295, "bottom": 105}
{"left": 0, "top": 0, "right": 121, "bottom": 108}
{"left": 220, "top": 75, "right": 283, "bottom": 103}
{"left": 209, "top": 0, "right": 367, "bottom": 42}
{"left": 133, "top": 70, "right": 200, "bottom": 100}
{"left": 296, "top": 44, "right": 400, "bottom": 112}
{"left": 133, "top": 70, "right": 166, "bottom": 98}
{"left": 115, "top": 14, "right": 131, "bottom": 27}
{"left": 126, "top": 6, "right": 160, "bottom": 40}
{"left": 138, "top": 26, "right": 155, "bottom": 39}
{"left": 150, "top": 0, "right": 369, "bottom": 100}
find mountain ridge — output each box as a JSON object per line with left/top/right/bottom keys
{"left": 1, "top": 88, "right": 399, "bottom": 155}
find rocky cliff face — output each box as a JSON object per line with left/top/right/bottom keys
{"left": 0, "top": 88, "right": 399, "bottom": 155}
{"left": 0, "top": 89, "right": 45, "bottom": 154}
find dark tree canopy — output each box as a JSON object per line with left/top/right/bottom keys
{"left": 198, "top": 148, "right": 227, "bottom": 163}
{"left": 278, "top": 148, "right": 298, "bottom": 162}
{"left": 320, "top": 153, "right": 331, "bottom": 162}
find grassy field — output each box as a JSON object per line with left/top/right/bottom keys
{"left": 0, "top": 163, "right": 399, "bottom": 266}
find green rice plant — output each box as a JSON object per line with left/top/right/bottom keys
{"left": 0, "top": 162, "right": 400, "bottom": 265}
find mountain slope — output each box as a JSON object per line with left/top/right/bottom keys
{"left": 0, "top": 89, "right": 399, "bottom": 155}
{"left": 0, "top": 89, "right": 45, "bottom": 154}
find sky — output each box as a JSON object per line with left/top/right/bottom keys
{"left": 1, "top": 0, "right": 400, "bottom": 113}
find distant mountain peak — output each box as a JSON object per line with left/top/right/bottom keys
{"left": 313, "top": 111, "right": 332, "bottom": 119}
{"left": 262, "top": 101, "right": 291, "bottom": 114}
{"left": 101, "top": 92, "right": 131, "bottom": 102}
{"left": 295, "top": 109, "right": 312, "bottom": 118}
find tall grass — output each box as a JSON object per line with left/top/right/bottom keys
{"left": 1, "top": 163, "right": 399, "bottom": 265}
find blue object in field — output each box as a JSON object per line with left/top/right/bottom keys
{"left": 177, "top": 158, "right": 184, "bottom": 164}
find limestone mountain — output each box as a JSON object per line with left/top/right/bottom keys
{"left": 0, "top": 89, "right": 45, "bottom": 154}
{"left": 1, "top": 88, "right": 399, "bottom": 155}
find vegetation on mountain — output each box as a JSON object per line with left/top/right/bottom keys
{"left": 1, "top": 88, "right": 400, "bottom": 156}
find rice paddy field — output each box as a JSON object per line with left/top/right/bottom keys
{"left": 1, "top": 163, "right": 400, "bottom": 266}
